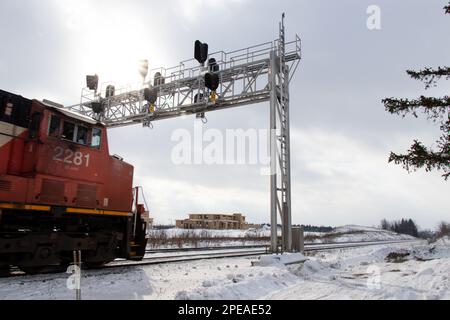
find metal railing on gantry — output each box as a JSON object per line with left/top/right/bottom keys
{"left": 65, "top": 36, "right": 301, "bottom": 128}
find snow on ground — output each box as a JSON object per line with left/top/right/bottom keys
{"left": 264, "top": 239, "right": 450, "bottom": 300}
{"left": 310, "top": 225, "right": 416, "bottom": 244}
{"left": 1, "top": 238, "right": 449, "bottom": 300}
{"left": 147, "top": 225, "right": 415, "bottom": 249}
{"left": 173, "top": 239, "right": 450, "bottom": 300}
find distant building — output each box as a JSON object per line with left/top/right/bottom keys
{"left": 176, "top": 213, "right": 260, "bottom": 230}
{"left": 141, "top": 209, "right": 154, "bottom": 230}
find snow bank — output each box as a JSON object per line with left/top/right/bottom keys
{"left": 434, "top": 236, "right": 450, "bottom": 246}
{"left": 252, "top": 253, "right": 307, "bottom": 267}
{"left": 0, "top": 268, "right": 152, "bottom": 300}
{"left": 175, "top": 267, "right": 300, "bottom": 300}
{"left": 333, "top": 225, "right": 382, "bottom": 233}
{"left": 173, "top": 240, "right": 450, "bottom": 300}
{"left": 307, "top": 225, "right": 417, "bottom": 244}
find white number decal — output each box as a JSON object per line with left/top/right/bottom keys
{"left": 53, "top": 146, "right": 64, "bottom": 161}
{"left": 73, "top": 152, "right": 83, "bottom": 166}
{"left": 53, "top": 147, "right": 90, "bottom": 167}
{"left": 64, "top": 149, "right": 74, "bottom": 164}
{"left": 84, "top": 154, "right": 90, "bottom": 167}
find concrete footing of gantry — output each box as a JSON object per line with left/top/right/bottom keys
{"left": 271, "top": 226, "right": 304, "bottom": 254}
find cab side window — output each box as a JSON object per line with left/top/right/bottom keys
{"left": 28, "top": 112, "right": 42, "bottom": 139}
{"left": 48, "top": 115, "right": 60, "bottom": 137}
{"left": 1, "top": 99, "right": 13, "bottom": 121}
{"left": 52, "top": 115, "right": 99, "bottom": 147}
{"left": 76, "top": 126, "right": 88, "bottom": 145}
{"left": 0, "top": 91, "right": 31, "bottom": 127}
{"left": 91, "top": 128, "right": 102, "bottom": 148}
{"left": 62, "top": 121, "right": 75, "bottom": 141}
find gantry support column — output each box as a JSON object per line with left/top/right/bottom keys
{"left": 269, "top": 50, "right": 279, "bottom": 253}
{"left": 270, "top": 14, "right": 293, "bottom": 253}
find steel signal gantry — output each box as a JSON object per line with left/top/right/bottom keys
{"left": 65, "top": 15, "right": 301, "bottom": 252}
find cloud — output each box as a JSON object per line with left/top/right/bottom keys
{"left": 176, "top": 0, "right": 246, "bottom": 22}
{"left": 118, "top": 124, "right": 449, "bottom": 229}
{"left": 290, "top": 128, "right": 450, "bottom": 229}
{"left": 1, "top": 0, "right": 449, "bottom": 231}
{"left": 136, "top": 175, "right": 267, "bottom": 225}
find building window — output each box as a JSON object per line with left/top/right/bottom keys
{"left": 91, "top": 128, "right": 102, "bottom": 148}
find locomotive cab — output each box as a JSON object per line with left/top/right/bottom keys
{"left": 0, "top": 90, "right": 148, "bottom": 273}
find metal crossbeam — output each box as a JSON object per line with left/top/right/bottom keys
{"left": 66, "top": 37, "right": 301, "bottom": 129}
{"left": 64, "top": 16, "right": 301, "bottom": 253}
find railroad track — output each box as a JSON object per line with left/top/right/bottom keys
{"left": 145, "top": 244, "right": 268, "bottom": 254}
{"left": 145, "top": 239, "right": 419, "bottom": 254}
{"left": 1, "top": 239, "right": 422, "bottom": 278}
{"left": 109, "top": 239, "right": 421, "bottom": 269}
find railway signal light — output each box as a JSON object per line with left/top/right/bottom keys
{"left": 205, "top": 73, "right": 219, "bottom": 91}
{"left": 91, "top": 101, "right": 104, "bottom": 114}
{"left": 154, "top": 72, "right": 165, "bottom": 86}
{"left": 205, "top": 72, "right": 219, "bottom": 103}
{"left": 208, "top": 58, "right": 219, "bottom": 73}
{"left": 105, "top": 85, "right": 115, "bottom": 98}
{"left": 144, "top": 87, "right": 158, "bottom": 113}
{"left": 194, "top": 40, "right": 208, "bottom": 65}
{"left": 86, "top": 75, "right": 99, "bottom": 92}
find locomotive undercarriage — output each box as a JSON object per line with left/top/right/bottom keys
{"left": 0, "top": 208, "right": 139, "bottom": 273}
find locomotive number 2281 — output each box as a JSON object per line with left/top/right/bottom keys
{"left": 53, "top": 147, "right": 90, "bottom": 167}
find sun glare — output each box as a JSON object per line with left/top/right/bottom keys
{"left": 56, "top": 0, "right": 164, "bottom": 91}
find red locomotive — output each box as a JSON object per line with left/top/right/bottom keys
{"left": 0, "top": 89, "right": 148, "bottom": 274}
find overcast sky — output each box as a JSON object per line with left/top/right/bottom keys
{"left": 1, "top": 0, "right": 449, "bottom": 229}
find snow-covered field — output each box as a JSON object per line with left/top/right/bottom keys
{"left": 307, "top": 225, "right": 416, "bottom": 243}
{"left": 1, "top": 238, "right": 449, "bottom": 300}
{"left": 147, "top": 225, "right": 415, "bottom": 249}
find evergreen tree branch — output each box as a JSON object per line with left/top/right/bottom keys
{"left": 382, "top": 96, "right": 450, "bottom": 120}
{"left": 389, "top": 134, "right": 450, "bottom": 180}
{"left": 383, "top": 3, "right": 449, "bottom": 181}
{"left": 407, "top": 67, "right": 450, "bottom": 89}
